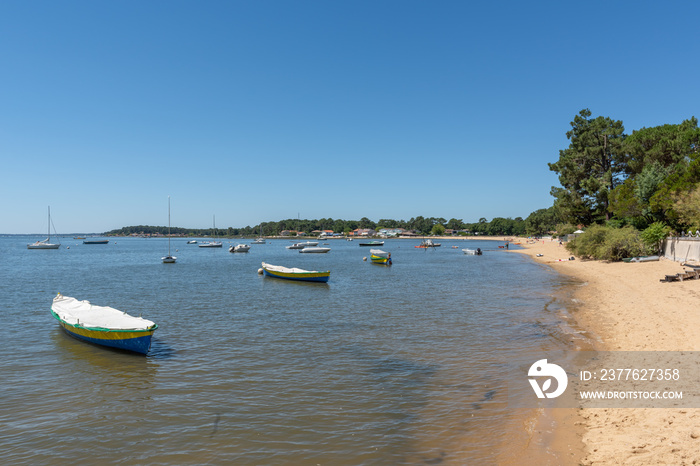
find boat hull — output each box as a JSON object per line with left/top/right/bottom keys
{"left": 370, "top": 256, "right": 391, "bottom": 264}
{"left": 52, "top": 311, "right": 157, "bottom": 354}
{"left": 262, "top": 267, "right": 330, "bottom": 283}
{"left": 299, "top": 247, "right": 330, "bottom": 253}
{"left": 27, "top": 243, "right": 60, "bottom": 249}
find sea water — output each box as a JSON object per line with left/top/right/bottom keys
{"left": 0, "top": 236, "right": 580, "bottom": 464}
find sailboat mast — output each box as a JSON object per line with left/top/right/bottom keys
{"left": 168, "top": 196, "right": 171, "bottom": 255}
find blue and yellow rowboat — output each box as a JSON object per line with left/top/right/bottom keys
{"left": 369, "top": 249, "right": 392, "bottom": 265}
{"left": 51, "top": 293, "right": 158, "bottom": 355}
{"left": 261, "top": 262, "right": 330, "bottom": 283}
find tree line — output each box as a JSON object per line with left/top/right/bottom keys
{"left": 105, "top": 216, "right": 529, "bottom": 237}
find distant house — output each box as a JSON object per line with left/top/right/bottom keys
{"left": 378, "top": 228, "right": 404, "bottom": 237}
{"left": 280, "top": 230, "right": 298, "bottom": 236}
{"left": 349, "top": 228, "right": 376, "bottom": 237}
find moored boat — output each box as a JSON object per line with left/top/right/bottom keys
{"left": 286, "top": 241, "right": 318, "bottom": 249}
{"left": 369, "top": 249, "right": 392, "bottom": 264}
{"left": 83, "top": 239, "right": 109, "bottom": 244}
{"left": 199, "top": 241, "right": 223, "bottom": 248}
{"left": 261, "top": 262, "right": 330, "bottom": 282}
{"left": 51, "top": 293, "right": 158, "bottom": 354}
{"left": 230, "top": 244, "right": 251, "bottom": 253}
{"left": 359, "top": 240, "right": 384, "bottom": 247}
{"left": 298, "top": 247, "right": 330, "bottom": 253}
{"left": 415, "top": 239, "right": 440, "bottom": 248}
{"left": 161, "top": 196, "right": 176, "bottom": 263}
{"left": 28, "top": 206, "right": 61, "bottom": 249}
{"left": 463, "top": 248, "right": 482, "bottom": 255}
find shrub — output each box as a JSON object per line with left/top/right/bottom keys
{"left": 554, "top": 223, "right": 577, "bottom": 238}
{"left": 640, "top": 222, "right": 671, "bottom": 254}
{"left": 566, "top": 225, "right": 645, "bottom": 261}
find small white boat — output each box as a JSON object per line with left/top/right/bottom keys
{"left": 252, "top": 238, "right": 266, "bottom": 244}
{"left": 28, "top": 206, "right": 61, "bottom": 249}
{"left": 162, "top": 196, "right": 177, "bottom": 263}
{"left": 187, "top": 240, "right": 198, "bottom": 244}
{"left": 229, "top": 244, "right": 251, "bottom": 253}
{"left": 463, "top": 248, "right": 482, "bottom": 255}
{"left": 199, "top": 241, "right": 223, "bottom": 248}
{"left": 299, "top": 247, "right": 330, "bottom": 253}
{"left": 286, "top": 241, "right": 318, "bottom": 249}
{"left": 200, "top": 215, "right": 222, "bottom": 248}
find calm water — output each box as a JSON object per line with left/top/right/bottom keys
{"left": 0, "top": 236, "right": 579, "bottom": 464}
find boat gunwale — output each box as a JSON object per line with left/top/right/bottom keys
{"left": 50, "top": 308, "right": 158, "bottom": 333}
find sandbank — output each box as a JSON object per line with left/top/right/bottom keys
{"left": 511, "top": 238, "right": 700, "bottom": 465}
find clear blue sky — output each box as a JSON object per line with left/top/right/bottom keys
{"left": 2, "top": 1, "right": 699, "bottom": 234}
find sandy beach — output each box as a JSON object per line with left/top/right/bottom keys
{"left": 511, "top": 238, "right": 700, "bottom": 465}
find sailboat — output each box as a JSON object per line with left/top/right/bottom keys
{"left": 253, "top": 224, "right": 266, "bottom": 244}
{"left": 199, "top": 215, "right": 223, "bottom": 248}
{"left": 28, "top": 206, "right": 61, "bottom": 249}
{"left": 162, "top": 196, "right": 177, "bottom": 263}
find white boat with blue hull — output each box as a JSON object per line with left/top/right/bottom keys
{"left": 51, "top": 293, "right": 158, "bottom": 355}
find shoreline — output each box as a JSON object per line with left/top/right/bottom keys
{"left": 512, "top": 238, "right": 700, "bottom": 464}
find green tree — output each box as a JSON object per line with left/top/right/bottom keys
{"left": 622, "top": 117, "right": 700, "bottom": 176}
{"left": 431, "top": 224, "right": 445, "bottom": 236}
{"left": 549, "top": 109, "right": 627, "bottom": 223}
{"left": 525, "top": 207, "right": 561, "bottom": 236}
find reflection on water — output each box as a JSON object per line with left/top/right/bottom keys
{"left": 0, "top": 236, "right": 584, "bottom": 464}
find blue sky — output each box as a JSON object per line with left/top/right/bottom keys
{"left": 2, "top": 1, "right": 699, "bottom": 234}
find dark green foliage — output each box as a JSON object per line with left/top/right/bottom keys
{"left": 549, "top": 109, "right": 627, "bottom": 223}
{"left": 640, "top": 222, "right": 671, "bottom": 254}
{"left": 566, "top": 225, "right": 645, "bottom": 261}
{"left": 622, "top": 117, "right": 700, "bottom": 176}
{"left": 525, "top": 206, "right": 562, "bottom": 236}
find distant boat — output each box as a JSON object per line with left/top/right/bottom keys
{"left": 73, "top": 236, "right": 86, "bottom": 240}
{"left": 253, "top": 225, "right": 266, "bottom": 244}
{"left": 187, "top": 240, "right": 198, "bottom": 244}
{"left": 359, "top": 240, "right": 384, "bottom": 247}
{"left": 370, "top": 249, "right": 392, "bottom": 264}
{"left": 83, "top": 239, "right": 109, "bottom": 244}
{"left": 229, "top": 244, "right": 251, "bottom": 253}
{"left": 299, "top": 247, "right": 330, "bottom": 253}
{"left": 162, "top": 196, "right": 176, "bottom": 263}
{"left": 51, "top": 293, "right": 158, "bottom": 354}
{"left": 28, "top": 206, "right": 61, "bottom": 249}
{"left": 199, "top": 215, "right": 222, "bottom": 248}
{"left": 261, "top": 262, "right": 330, "bottom": 283}
{"left": 463, "top": 248, "right": 482, "bottom": 255}
{"left": 286, "top": 241, "right": 318, "bottom": 250}
{"left": 415, "top": 239, "right": 440, "bottom": 248}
